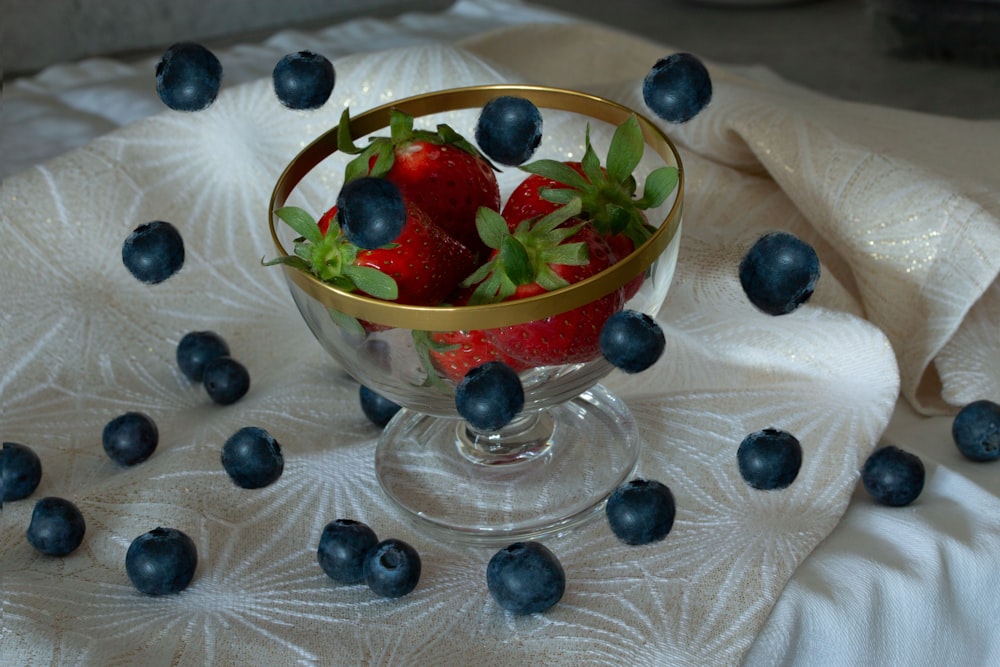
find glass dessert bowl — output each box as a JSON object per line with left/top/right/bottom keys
{"left": 268, "top": 84, "right": 684, "bottom": 545}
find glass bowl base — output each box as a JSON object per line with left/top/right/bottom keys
{"left": 374, "top": 385, "right": 639, "bottom": 546}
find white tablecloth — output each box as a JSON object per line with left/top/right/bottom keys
{"left": 3, "top": 2, "right": 999, "bottom": 665}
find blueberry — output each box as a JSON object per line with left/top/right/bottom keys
{"left": 102, "top": 412, "right": 158, "bottom": 467}
{"left": 155, "top": 42, "right": 222, "bottom": 111}
{"left": 599, "top": 310, "right": 666, "bottom": 374}
{"left": 2, "top": 441, "right": 43, "bottom": 502}
{"left": 486, "top": 541, "right": 565, "bottom": 615}
{"left": 475, "top": 95, "right": 543, "bottom": 166}
{"left": 202, "top": 356, "right": 250, "bottom": 405}
{"left": 122, "top": 220, "right": 185, "bottom": 284}
{"left": 126, "top": 527, "right": 198, "bottom": 595}
{"left": 26, "top": 497, "right": 86, "bottom": 556}
{"left": 336, "top": 177, "right": 407, "bottom": 249}
{"left": 642, "top": 52, "right": 712, "bottom": 123}
{"left": 606, "top": 479, "right": 676, "bottom": 545}
{"left": 363, "top": 538, "right": 421, "bottom": 598}
{"left": 272, "top": 50, "right": 336, "bottom": 110}
{"left": 317, "top": 519, "right": 379, "bottom": 584}
{"left": 952, "top": 399, "right": 1000, "bottom": 462}
{"left": 176, "top": 330, "right": 230, "bottom": 382}
{"left": 861, "top": 445, "right": 925, "bottom": 506}
{"left": 359, "top": 385, "right": 402, "bottom": 428}
{"left": 454, "top": 361, "right": 525, "bottom": 432}
{"left": 738, "top": 231, "right": 820, "bottom": 316}
{"left": 737, "top": 428, "right": 803, "bottom": 490}
{"left": 221, "top": 427, "right": 283, "bottom": 489}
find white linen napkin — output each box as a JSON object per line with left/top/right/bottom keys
{"left": 3, "top": 22, "right": 997, "bottom": 667}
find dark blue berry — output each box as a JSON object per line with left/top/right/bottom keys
{"left": 642, "top": 52, "right": 712, "bottom": 123}
{"left": 861, "top": 445, "right": 925, "bottom": 506}
{"left": 336, "top": 177, "right": 406, "bottom": 249}
{"left": 454, "top": 361, "right": 525, "bottom": 432}
{"left": 102, "top": 412, "right": 158, "bottom": 467}
{"left": 739, "top": 231, "right": 820, "bottom": 316}
{"left": 606, "top": 478, "right": 676, "bottom": 545}
{"left": 126, "top": 527, "right": 198, "bottom": 595}
{"left": 952, "top": 399, "right": 1000, "bottom": 462}
{"left": 363, "top": 538, "right": 421, "bottom": 598}
{"left": 475, "top": 95, "right": 543, "bottom": 166}
{"left": 359, "top": 385, "right": 401, "bottom": 428}
{"left": 176, "top": 330, "right": 230, "bottom": 382}
{"left": 202, "top": 357, "right": 250, "bottom": 405}
{"left": 599, "top": 310, "right": 666, "bottom": 373}
{"left": 272, "top": 50, "right": 336, "bottom": 110}
{"left": 487, "top": 541, "right": 565, "bottom": 615}
{"left": 737, "top": 428, "right": 803, "bottom": 490}
{"left": 155, "top": 42, "right": 222, "bottom": 111}
{"left": 26, "top": 497, "right": 86, "bottom": 556}
{"left": 2, "top": 441, "right": 43, "bottom": 502}
{"left": 317, "top": 519, "right": 379, "bottom": 584}
{"left": 221, "top": 427, "right": 283, "bottom": 489}
{"left": 122, "top": 220, "right": 185, "bottom": 284}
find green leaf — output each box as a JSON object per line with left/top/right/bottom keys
{"left": 275, "top": 206, "right": 322, "bottom": 245}
{"left": 342, "top": 265, "right": 399, "bottom": 300}
{"left": 520, "top": 159, "right": 589, "bottom": 190}
{"left": 527, "top": 197, "right": 583, "bottom": 237}
{"left": 636, "top": 166, "right": 679, "bottom": 209}
{"left": 328, "top": 308, "right": 367, "bottom": 339}
{"left": 539, "top": 188, "right": 580, "bottom": 206}
{"left": 389, "top": 109, "right": 415, "bottom": 143}
{"left": 337, "top": 108, "right": 364, "bottom": 155}
{"left": 262, "top": 255, "right": 310, "bottom": 271}
{"left": 606, "top": 115, "right": 644, "bottom": 185}
{"left": 500, "top": 236, "right": 534, "bottom": 286}
{"left": 580, "top": 126, "right": 604, "bottom": 184}
{"left": 541, "top": 241, "right": 588, "bottom": 267}
{"left": 534, "top": 265, "right": 570, "bottom": 292}
{"left": 475, "top": 207, "right": 510, "bottom": 250}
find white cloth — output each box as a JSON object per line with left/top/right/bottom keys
{"left": 3, "top": 2, "right": 999, "bottom": 665}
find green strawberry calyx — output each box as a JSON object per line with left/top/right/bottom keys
{"left": 337, "top": 108, "right": 496, "bottom": 184}
{"left": 463, "top": 198, "right": 587, "bottom": 305}
{"left": 265, "top": 205, "right": 399, "bottom": 301}
{"left": 519, "top": 115, "right": 678, "bottom": 248}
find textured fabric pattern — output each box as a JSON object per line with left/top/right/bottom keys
{"left": 4, "top": 9, "right": 999, "bottom": 667}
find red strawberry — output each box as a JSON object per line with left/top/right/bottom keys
{"left": 463, "top": 202, "right": 625, "bottom": 366}
{"left": 270, "top": 202, "right": 475, "bottom": 308}
{"left": 339, "top": 108, "right": 500, "bottom": 259}
{"left": 501, "top": 116, "right": 678, "bottom": 300}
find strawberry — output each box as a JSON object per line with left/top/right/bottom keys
{"left": 417, "top": 289, "right": 531, "bottom": 383}
{"left": 269, "top": 201, "right": 475, "bottom": 308}
{"left": 338, "top": 108, "right": 500, "bottom": 259}
{"left": 463, "top": 201, "right": 625, "bottom": 367}
{"left": 501, "top": 116, "right": 678, "bottom": 300}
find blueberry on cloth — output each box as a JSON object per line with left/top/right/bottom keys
{"left": 861, "top": 445, "right": 925, "bottom": 506}
{"left": 155, "top": 42, "right": 222, "bottom": 111}
{"left": 363, "top": 538, "right": 421, "bottom": 598}
{"left": 2, "top": 441, "right": 43, "bottom": 502}
{"left": 642, "top": 52, "right": 713, "bottom": 123}
{"left": 176, "top": 330, "right": 230, "bottom": 382}
{"left": 454, "top": 361, "right": 525, "bottom": 432}
{"left": 102, "top": 412, "right": 159, "bottom": 467}
{"left": 606, "top": 479, "right": 676, "bottom": 545}
{"left": 26, "top": 497, "right": 86, "bottom": 556}
{"left": 202, "top": 356, "right": 250, "bottom": 405}
{"left": 359, "top": 385, "right": 402, "bottom": 428}
{"left": 738, "top": 231, "right": 820, "bottom": 316}
{"left": 475, "top": 95, "right": 543, "bottom": 166}
{"left": 737, "top": 428, "right": 803, "bottom": 490}
{"left": 221, "top": 427, "right": 283, "bottom": 489}
{"left": 336, "top": 177, "right": 407, "bottom": 250}
{"left": 122, "top": 220, "right": 185, "bottom": 284}
{"left": 318, "top": 519, "right": 379, "bottom": 584}
{"left": 272, "top": 50, "right": 336, "bottom": 110}
{"left": 487, "top": 541, "right": 565, "bottom": 615}
{"left": 126, "top": 527, "right": 198, "bottom": 595}
{"left": 599, "top": 310, "right": 666, "bottom": 374}
{"left": 952, "top": 399, "right": 1000, "bottom": 462}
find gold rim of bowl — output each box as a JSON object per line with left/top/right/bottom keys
{"left": 268, "top": 84, "right": 684, "bottom": 331}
